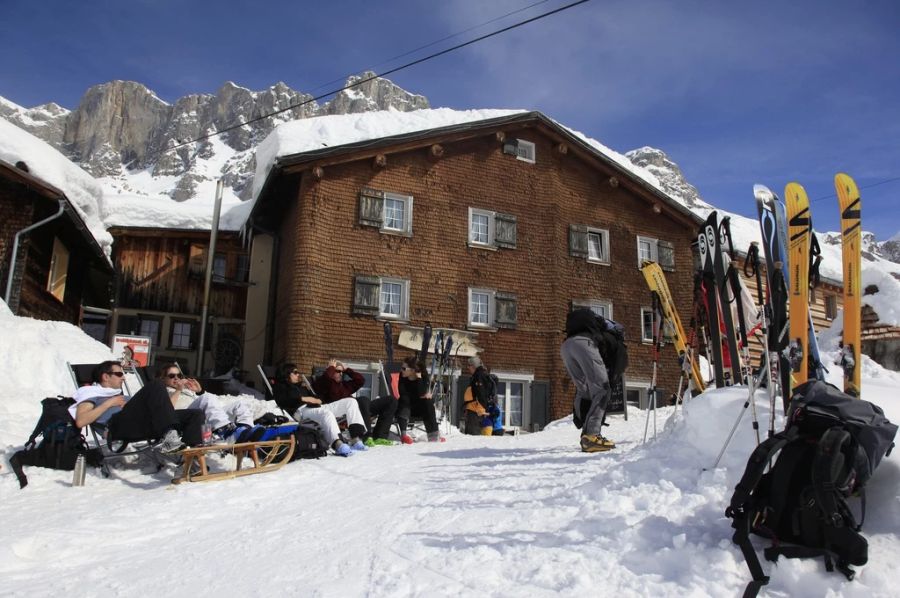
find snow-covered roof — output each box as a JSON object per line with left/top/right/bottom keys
{"left": 250, "top": 108, "right": 689, "bottom": 220}
{"left": 0, "top": 117, "right": 112, "bottom": 252}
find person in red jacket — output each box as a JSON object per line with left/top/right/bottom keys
{"left": 312, "top": 359, "right": 396, "bottom": 445}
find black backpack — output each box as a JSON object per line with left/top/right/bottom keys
{"left": 726, "top": 381, "right": 897, "bottom": 596}
{"left": 8, "top": 396, "right": 103, "bottom": 489}
{"left": 257, "top": 424, "right": 328, "bottom": 461}
{"left": 595, "top": 316, "right": 629, "bottom": 379}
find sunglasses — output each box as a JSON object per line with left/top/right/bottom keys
{"left": 105, "top": 371, "right": 125, "bottom": 378}
{"left": 167, "top": 373, "right": 185, "bottom": 379}
{"left": 290, "top": 370, "right": 301, "bottom": 375}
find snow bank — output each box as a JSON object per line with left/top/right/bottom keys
{"left": 2, "top": 300, "right": 899, "bottom": 597}
{"left": 0, "top": 117, "right": 112, "bottom": 252}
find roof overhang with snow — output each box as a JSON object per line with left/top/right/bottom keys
{"left": 246, "top": 111, "right": 703, "bottom": 232}
{"left": 0, "top": 159, "right": 112, "bottom": 273}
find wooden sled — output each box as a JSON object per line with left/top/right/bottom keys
{"left": 171, "top": 438, "right": 295, "bottom": 484}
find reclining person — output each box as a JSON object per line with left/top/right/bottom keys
{"left": 313, "top": 359, "right": 396, "bottom": 446}
{"left": 272, "top": 362, "right": 368, "bottom": 457}
{"left": 397, "top": 356, "right": 443, "bottom": 444}
{"left": 70, "top": 360, "right": 202, "bottom": 453}
{"left": 157, "top": 363, "right": 264, "bottom": 444}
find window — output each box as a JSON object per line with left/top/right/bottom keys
{"left": 170, "top": 319, "right": 196, "bottom": 350}
{"left": 212, "top": 253, "right": 227, "bottom": 281}
{"left": 117, "top": 314, "right": 162, "bottom": 347}
{"left": 358, "top": 188, "right": 413, "bottom": 235}
{"left": 587, "top": 228, "right": 610, "bottom": 264}
{"left": 236, "top": 254, "right": 250, "bottom": 283}
{"left": 468, "top": 208, "right": 517, "bottom": 249}
{"left": 495, "top": 380, "right": 524, "bottom": 428}
{"left": 47, "top": 237, "right": 70, "bottom": 302}
{"left": 352, "top": 275, "right": 409, "bottom": 320}
{"left": 825, "top": 295, "right": 838, "bottom": 320}
{"left": 637, "top": 236, "right": 675, "bottom": 271}
{"left": 572, "top": 300, "right": 613, "bottom": 320}
{"left": 139, "top": 318, "right": 162, "bottom": 347}
{"left": 502, "top": 138, "right": 536, "bottom": 163}
{"left": 468, "top": 288, "right": 518, "bottom": 329}
{"left": 640, "top": 307, "right": 655, "bottom": 342}
{"left": 569, "top": 225, "right": 610, "bottom": 265}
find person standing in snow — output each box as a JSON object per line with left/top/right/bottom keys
{"left": 463, "top": 356, "right": 495, "bottom": 435}
{"left": 560, "top": 309, "right": 616, "bottom": 453}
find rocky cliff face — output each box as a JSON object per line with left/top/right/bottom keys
{"left": 1, "top": 72, "right": 429, "bottom": 201}
{"left": 625, "top": 146, "right": 712, "bottom": 213}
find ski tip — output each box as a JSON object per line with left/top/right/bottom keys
{"left": 753, "top": 184, "right": 773, "bottom": 199}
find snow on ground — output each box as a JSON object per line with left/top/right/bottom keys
{"left": 1, "top": 301, "right": 899, "bottom": 597}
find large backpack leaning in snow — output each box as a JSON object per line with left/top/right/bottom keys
{"left": 8, "top": 396, "right": 103, "bottom": 489}
{"left": 725, "top": 380, "right": 897, "bottom": 597}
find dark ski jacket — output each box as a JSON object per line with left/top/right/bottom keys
{"left": 273, "top": 381, "right": 318, "bottom": 415}
{"left": 312, "top": 367, "right": 365, "bottom": 404}
{"left": 469, "top": 366, "right": 494, "bottom": 409}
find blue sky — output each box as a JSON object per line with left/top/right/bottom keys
{"left": 1, "top": 0, "right": 898, "bottom": 240}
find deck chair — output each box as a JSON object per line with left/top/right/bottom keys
{"left": 257, "top": 364, "right": 338, "bottom": 439}
{"left": 66, "top": 362, "right": 161, "bottom": 477}
{"left": 379, "top": 361, "right": 430, "bottom": 439}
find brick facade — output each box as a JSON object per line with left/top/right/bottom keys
{"left": 263, "top": 123, "right": 699, "bottom": 423}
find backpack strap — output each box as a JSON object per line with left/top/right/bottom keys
{"left": 812, "top": 426, "right": 855, "bottom": 529}
{"left": 726, "top": 428, "right": 799, "bottom": 598}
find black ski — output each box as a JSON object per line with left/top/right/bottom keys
{"left": 698, "top": 213, "right": 726, "bottom": 386}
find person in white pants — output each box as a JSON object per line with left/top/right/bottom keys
{"left": 272, "top": 363, "right": 369, "bottom": 456}
{"left": 158, "top": 363, "right": 261, "bottom": 443}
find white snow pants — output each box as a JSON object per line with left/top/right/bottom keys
{"left": 293, "top": 398, "right": 364, "bottom": 446}
{"left": 188, "top": 394, "right": 255, "bottom": 430}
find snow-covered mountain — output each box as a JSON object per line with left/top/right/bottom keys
{"left": 0, "top": 73, "right": 429, "bottom": 202}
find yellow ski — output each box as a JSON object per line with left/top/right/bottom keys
{"left": 785, "top": 183, "right": 811, "bottom": 389}
{"left": 641, "top": 261, "right": 705, "bottom": 392}
{"left": 834, "top": 173, "right": 862, "bottom": 397}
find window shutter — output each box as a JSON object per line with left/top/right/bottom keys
{"left": 494, "top": 292, "right": 518, "bottom": 328}
{"left": 494, "top": 212, "right": 517, "bottom": 249}
{"left": 569, "top": 225, "right": 588, "bottom": 258}
{"left": 352, "top": 275, "right": 381, "bottom": 315}
{"left": 502, "top": 139, "right": 519, "bottom": 156}
{"left": 358, "top": 188, "right": 385, "bottom": 227}
{"left": 530, "top": 380, "right": 550, "bottom": 431}
{"left": 188, "top": 243, "right": 207, "bottom": 277}
{"left": 658, "top": 240, "right": 675, "bottom": 271}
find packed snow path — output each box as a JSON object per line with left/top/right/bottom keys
{"left": 3, "top": 384, "right": 898, "bottom": 597}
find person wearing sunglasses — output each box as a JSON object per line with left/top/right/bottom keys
{"left": 312, "top": 359, "right": 396, "bottom": 447}
{"left": 157, "top": 363, "right": 263, "bottom": 444}
{"left": 272, "top": 362, "right": 368, "bottom": 457}
{"left": 397, "top": 356, "right": 443, "bottom": 443}
{"left": 70, "top": 360, "right": 203, "bottom": 453}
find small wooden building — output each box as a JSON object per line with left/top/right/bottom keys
{"left": 108, "top": 226, "right": 251, "bottom": 376}
{"left": 0, "top": 159, "right": 112, "bottom": 326}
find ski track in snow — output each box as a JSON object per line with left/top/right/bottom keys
{"left": 2, "top": 301, "right": 900, "bottom": 597}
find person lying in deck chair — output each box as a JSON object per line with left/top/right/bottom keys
{"left": 272, "top": 362, "right": 368, "bottom": 457}
{"left": 70, "top": 361, "right": 203, "bottom": 454}
{"left": 312, "top": 359, "right": 396, "bottom": 446}
{"left": 157, "top": 363, "right": 264, "bottom": 444}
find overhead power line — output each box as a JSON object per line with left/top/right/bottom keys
{"left": 161, "top": 0, "right": 591, "bottom": 156}
{"left": 811, "top": 175, "right": 900, "bottom": 202}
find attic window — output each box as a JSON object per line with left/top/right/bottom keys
{"left": 502, "top": 139, "right": 536, "bottom": 164}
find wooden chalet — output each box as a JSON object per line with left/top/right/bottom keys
{"left": 108, "top": 226, "right": 251, "bottom": 376}
{"left": 0, "top": 159, "right": 112, "bottom": 328}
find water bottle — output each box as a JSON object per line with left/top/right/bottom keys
{"left": 72, "top": 454, "right": 86, "bottom": 487}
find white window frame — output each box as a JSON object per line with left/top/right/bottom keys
{"left": 491, "top": 371, "right": 534, "bottom": 430}
{"left": 587, "top": 227, "right": 610, "bottom": 264}
{"left": 379, "top": 277, "right": 410, "bottom": 320}
{"left": 468, "top": 287, "right": 495, "bottom": 328}
{"left": 573, "top": 300, "right": 613, "bottom": 320}
{"left": 468, "top": 207, "right": 496, "bottom": 248}
{"left": 640, "top": 306, "right": 654, "bottom": 343}
{"left": 344, "top": 361, "right": 383, "bottom": 399}
{"left": 515, "top": 139, "right": 536, "bottom": 163}
{"left": 381, "top": 192, "right": 413, "bottom": 235}
{"left": 626, "top": 381, "right": 651, "bottom": 410}
{"left": 637, "top": 235, "right": 658, "bottom": 267}
{"left": 824, "top": 294, "right": 837, "bottom": 321}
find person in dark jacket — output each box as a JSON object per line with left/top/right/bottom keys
{"left": 397, "top": 356, "right": 443, "bottom": 443}
{"left": 272, "top": 363, "right": 367, "bottom": 457}
{"left": 464, "top": 356, "right": 495, "bottom": 436}
{"left": 312, "top": 359, "right": 396, "bottom": 444}
{"left": 561, "top": 309, "right": 616, "bottom": 453}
